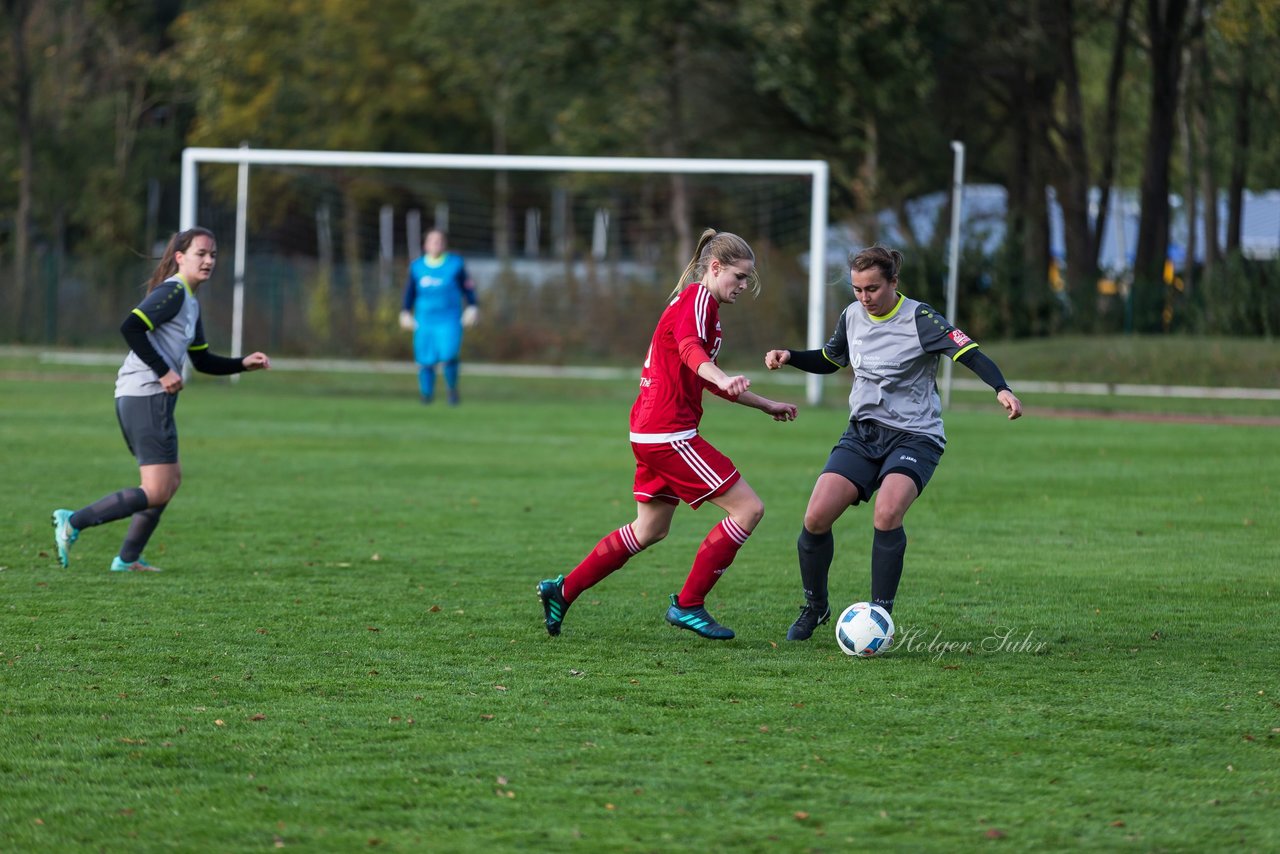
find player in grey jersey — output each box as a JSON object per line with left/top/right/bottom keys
{"left": 765, "top": 245, "right": 1022, "bottom": 640}
{"left": 50, "top": 228, "right": 270, "bottom": 572}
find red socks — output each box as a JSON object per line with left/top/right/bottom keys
{"left": 563, "top": 525, "right": 644, "bottom": 603}
{"left": 562, "top": 517, "right": 752, "bottom": 608}
{"left": 678, "top": 517, "right": 750, "bottom": 608}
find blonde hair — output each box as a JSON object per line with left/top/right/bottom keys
{"left": 849, "top": 245, "right": 903, "bottom": 282}
{"left": 669, "top": 228, "right": 759, "bottom": 300}
{"left": 146, "top": 227, "right": 216, "bottom": 292}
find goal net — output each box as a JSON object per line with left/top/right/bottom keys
{"left": 180, "top": 148, "right": 831, "bottom": 400}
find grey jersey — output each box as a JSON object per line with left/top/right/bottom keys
{"left": 820, "top": 294, "right": 979, "bottom": 444}
{"left": 115, "top": 277, "right": 202, "bottom": 398}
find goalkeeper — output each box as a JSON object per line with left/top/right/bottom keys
{"left": 399, "top": 229, "right": 478, "bottom": 405}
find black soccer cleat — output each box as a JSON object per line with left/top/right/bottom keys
{"left": 786, "top": 603, "right": 831, "bottom": 641}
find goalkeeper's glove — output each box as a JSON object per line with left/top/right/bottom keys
{"left": 398, "top": 310, "right": 417, "bottom": 331}
{"left": 462, "top": 305, "right": 479, "bottom": 328}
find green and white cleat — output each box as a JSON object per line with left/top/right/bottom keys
{"left": 51, "top": 509, "right": 79, "bottom": 568}
{"left": 536, "top": 574, "right": 570, "bottom": 636}
{"left": 664, "top": 593, "right": 735, "bottom": 640}
{"left": 111, "top": 556, "right": 162, "bottom": 573}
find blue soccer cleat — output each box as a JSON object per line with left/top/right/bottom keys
{"left": 51, "top": 509, "right": 79, "bottom": 568}
{"left": 110, "top": 556, "right": 162, "bottom": 573}
{"left": 665, "top": 593, "right": 735, "bottom": 640}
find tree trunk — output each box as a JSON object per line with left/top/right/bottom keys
{"left": 1092, "top": 0, "right": 1135, "bottom": 268}
{"left": 492, "top": 83, "right": 511, "bottom": 262}
{"left": 1225, "top": 47, "right": 1252, "bottom": 255}
{"left": 6, "top": 0, "right": 35, "bottom": 341}
{"left": 1194, "top": 23, "right": 1219, "bottom": 279}
{"left": 662, "top": 25, "right": 692, "bottom": 270}
{"left": 855, "top": 116, "right": 881, "bottom": 246}
{"left": 1179, "top": 32, "right": 1198, "bottom": 304}
{"left": 1133, "top": 0, "right": 1188, "bottom": 332}
{"left": 1005, "top": 70, "right": 1055, "bottom": 336}
{"left": 1049, "top": 0, "right": 1098, "bottom": 329}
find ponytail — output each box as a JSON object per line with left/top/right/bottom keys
{"left": 669, "top": 228, "right": 759, "bottom": 300}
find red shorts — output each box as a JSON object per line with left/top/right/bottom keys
{"left": 631, "top": 435, "right": 740, "bottom": 509}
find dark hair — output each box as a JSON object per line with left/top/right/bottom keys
{"left": 670, "top": 228, "right": 759, "bottom": 299}
{"left": 850, "top": 245, "right": 903, "bottom": 282}
{"left": 147, "top": 227, "right": 216, "bottom": 292}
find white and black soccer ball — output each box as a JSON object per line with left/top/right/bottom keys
{"left": 835, "top": 602, "right": 894, "bottom": 657}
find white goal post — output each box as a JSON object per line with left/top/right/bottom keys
{"left": 180, "top": 147, "right": 831, "bottom": 403}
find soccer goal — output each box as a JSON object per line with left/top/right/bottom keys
{"left": 180, "top": 147, "right": 831, "bottom": 402}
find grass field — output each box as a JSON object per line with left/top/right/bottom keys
{"left": 1, "top": 347, "right": 1278, "bottom": 852}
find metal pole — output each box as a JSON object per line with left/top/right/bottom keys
{"left": 231, "top": 142, "right": 249, "bottom": 384}
{"left": 941, "top": 141, "right": 966, "bottom": 409}
{"left": 179, "top": 150, "right": 197, "bottom": 231}
{"left": 806, "top": 161, "right": 829, "bottom": 406}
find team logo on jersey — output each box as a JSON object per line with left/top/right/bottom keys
{"left": 949, "top": 328, "right": 972, "bottom": 348}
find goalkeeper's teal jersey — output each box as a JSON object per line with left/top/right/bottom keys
{"left": 819, "top": 294, "right": 979, "bottom": 445}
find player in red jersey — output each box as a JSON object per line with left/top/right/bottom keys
{"left": 537, "top": 229, "right": 798, "bottom": 640}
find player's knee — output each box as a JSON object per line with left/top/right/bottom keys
{"left": 873, "top": 506, "right": 906, "bottom": 530}
{"left": 144, "top": 473, "right": 181, "bottom": 506}
{"left": 802, "top": 507, "right": 835, "bottom": 535}
{"left": 633, "top": 524, "right": 668, "bottom": 548}
{"left": 738, "top": 498, "right": 765, "bottom": 531}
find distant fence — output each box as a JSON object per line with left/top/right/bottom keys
{"left": 18, "top": 348, "right": 1280, "bottom": 402}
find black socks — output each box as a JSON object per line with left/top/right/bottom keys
{"left": 70, "top": 487, "right": 148, "bottom": 530}
{"left": 796, "top": 527, "right": 834, "bottom": 609}
{"left": 871, "top": 526, "right": 907, "bottom": 614}
{"left": 119, "top": 504, "right": 167, "bottom": 563}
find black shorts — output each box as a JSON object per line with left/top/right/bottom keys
{"left": 115, "top": 393, "right": 179, "bottom": 465}
{"left": 822, "top": 419, "right": 944, "bottom": 504}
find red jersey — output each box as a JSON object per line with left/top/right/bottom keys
{"left": 629, "top": 284, "right": 727, "bottom": 441}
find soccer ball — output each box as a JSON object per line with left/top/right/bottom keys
{"left": 835, "top": 602, "right": 895, "bottom": 657}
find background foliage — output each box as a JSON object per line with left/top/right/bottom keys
{"left": 2, "top": 0, "right": 1279, "bottom": 350}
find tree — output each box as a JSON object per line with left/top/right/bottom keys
{"left": 1046, "top": 0, "right": 1102, "bottom": 327}
{"left": 1, "top": 0, "right": 180, "bottom": 342}
{"left": 409, "top": 0, "right": 576, "bottom": 259}
{"left": 1214, "top": 0, "right": 1280, "bottom": 253}
{"left": 740, "top": 0, "right": 946, "bottom": 230}
{"left": 1090, "top": 0, "right": 1137, "bottom": 273}
{"left": 1132, "top": 0, "right": 1191, "bottom": 331}
{"left": 1, "top": 0, "right": 35, "bottom": 339}
{"left": 171, "top": 0, "right": 474, "bottom": 298}
{"left": 934, "top": 0, "right": 1061, "bottom": 334}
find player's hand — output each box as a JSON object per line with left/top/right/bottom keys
{"left": 158, "top": 370, "right": 183, "bottom": 394}
{"left": 767, "top": 400, "right": 798, "bottom": 422}
{"left": 997, "top": 389, "right": 1023, "bottom": 420}
{"left": 764, "top": 349, "right": 790, "bottom": 370}
{"left": 718, "top": 374, "right": 751, "bottom": 398}
{"left": 461, "top": 305, "right": 478, "bottom": 328}
{"left": 399, "top": 310, "right": 417, "bottom": 331}
{"left": 242, "top": 352, "right": 271, "bottom": 372}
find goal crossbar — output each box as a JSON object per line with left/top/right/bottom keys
{"left": 180, "top": 147, "right": 830, "bottom": 402}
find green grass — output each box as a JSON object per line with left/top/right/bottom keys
{"left": 976, "top": 334, "right": 1280, "bottom": 388}
{"left": 1, "top": 352, "right": 1278, "bottom": 852}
